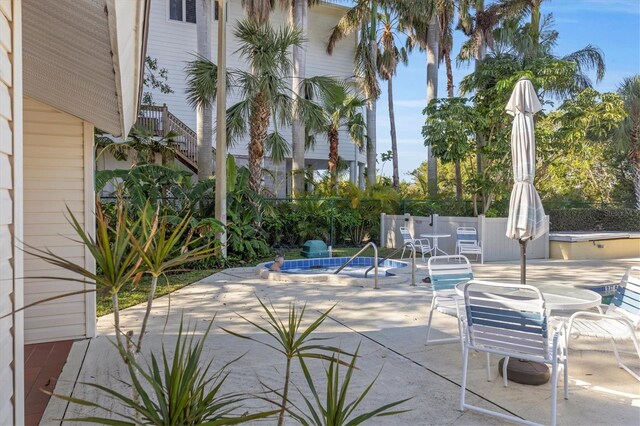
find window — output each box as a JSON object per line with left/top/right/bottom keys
{"left": 169, "top": 0, "right": 196, "bottom": 24}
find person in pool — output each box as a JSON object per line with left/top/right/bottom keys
{"left": 270, "top": 255, "right": 285, "bottom": 272}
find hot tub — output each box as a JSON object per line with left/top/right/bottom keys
{"left": 549, "top": 232, "right": 640, "bottom": 260}
{"left": 256, "top": 256, "right": 409, "bottom": 285}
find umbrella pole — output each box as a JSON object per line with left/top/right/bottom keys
{"left": 519, "top": 239, "right": 527, "bottom": 284}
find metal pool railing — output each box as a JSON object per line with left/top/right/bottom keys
{"left": 334, "top": 242, "right": 379, "bottom": 289}
{"left": 364, "top": 242, "right": 416, "bottom": 286}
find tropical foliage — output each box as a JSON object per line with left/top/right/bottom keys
{"left": 186, "top": 20, "right": 340, "bottom": 193}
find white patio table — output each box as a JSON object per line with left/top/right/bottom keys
{"left": 455, "top": 281, "right": 602, "bottom": 313}
{"left": 419, "top": 233, "right": 451, "bottom": 257}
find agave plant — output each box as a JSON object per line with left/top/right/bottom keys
{"left": 222, "top": 297, "right": 349, "bottom": 426}
{"left": 53, "top": 317, "right": 278, "bottom": 425}
{"left": 290, "top": 345, "right": 412, "bottom": 426}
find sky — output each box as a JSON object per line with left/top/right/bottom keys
{"left": 369, "top": 0, "right": 640, "bottom": 180}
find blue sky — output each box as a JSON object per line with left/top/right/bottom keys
{"left": 373, "top": 0, "right": 640, "bottom": 180}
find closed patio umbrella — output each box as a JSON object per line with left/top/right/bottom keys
{"left": 505, "top": 78, "right": 547, "bottom": 284}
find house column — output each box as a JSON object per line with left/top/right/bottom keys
{"left": 349, "top": 161, "right": 357, "bottom": 184}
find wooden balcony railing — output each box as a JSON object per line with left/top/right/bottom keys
{"left": 137, "top": 104, "right": 198, "bottom": 172}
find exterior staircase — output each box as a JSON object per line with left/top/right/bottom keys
{"left": 137, "top": 104, "right": 199, "bottom": 172}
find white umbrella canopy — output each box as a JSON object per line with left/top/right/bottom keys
{"left": 505, "top": 78, "right": 547, "bottom": 283}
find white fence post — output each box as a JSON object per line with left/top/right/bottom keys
{"left": 478, "top": 214, "right": 486, "bottom": 262}
{"left": 544, "top": 214, "right": 550, "bottom": 259}
{"left": 380, "top": 213, "right": 386, "bottom": 248}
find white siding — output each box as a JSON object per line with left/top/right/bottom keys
{"left": 0, "top": 0, "right": 23, "bottom": 424}
{"left": 145, "top": 0, "right": 364, "bottom": 166}
{"left": 23, "top": 97, "right": 94, "bottom": 343}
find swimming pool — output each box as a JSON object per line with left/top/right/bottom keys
{"left": 256, "top": 257, "right": 409, "bottom": 285}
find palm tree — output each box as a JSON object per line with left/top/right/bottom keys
{"left": 196, "top": 0, "right": 214, "bottom": 180}
{"left": 377, "top": 8, "right": 408, "bottom": 190}
{"left": 492, "top": 1, "right": 606, "bottom": 93}
{"left": 288, "top": 0, "right": 322, "bottom": 196}
{"left": 615, "top": 75, "right": 640, "bottom": 209}
{"left": 328, "top": 0, "right": 381, "bottom": 188}
{"left": 312, "top": 85, "right": 367, "bottom": 193}
{"left": 187, "top": 21, "right": 337, "bottom": 193}
{"left": 241, "top": 0, "right": 272, "bottom": 23}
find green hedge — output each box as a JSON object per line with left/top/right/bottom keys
{"left": 549, "top": 208, "right": 640, "bottom": 232}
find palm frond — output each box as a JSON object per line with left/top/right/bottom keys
{"left": 265, "top": 131, "right": 291, "bottom": 163}
{"left": 562, "top": 44, "right": 606, "bottom": 84}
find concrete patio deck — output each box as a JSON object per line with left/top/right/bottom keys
{"left": 42, "top": 258, "right": 640, "bottom": 425}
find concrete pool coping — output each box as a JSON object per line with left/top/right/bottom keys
{"left": 43, "top": 257, "right": 640, "bottom": 425}
{"left": 256, "top": 256, "right": 411, "bottom": 286}
{"left": 549, "top": 231, "right": 640, "bottom": 242}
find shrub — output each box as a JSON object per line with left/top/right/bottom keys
{"left": 549, "top": 208, "right": 640, "bottom": 232}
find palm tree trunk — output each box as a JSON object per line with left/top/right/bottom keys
{"left": 366, "top": 42, "right": 377, "bottom": 187}
{"left": 328, "top": 127, "right": 339, "bottom": 193}
{"left": 291, "top": 0, "right": 308, "bottom": 197}
{"left": 248, "top": 94, "right": 270, "bottom": 193}
{"left": 474, "top": 3, "right": 487, "bottom": 213}
{"left": 196, "top": 0, "right": 214, "bottom": 180}
{"left": 530, "top": 0, "right": 541, "bottom": 57}
{"left": 632, "top": 157, "right": 640, "bottom": 210}
{"left": 388, "top": 78, "right": 399, "bottom": 190}
{"left": 426, "top": 15, "right": 440, "bottom": 197}
{"left": 444, "top": 48, "right": 462, "bottom": 199}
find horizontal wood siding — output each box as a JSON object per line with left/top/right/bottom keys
{"left": 23, "top": 97, "right": 89, "bottom": 343}
{"left": 145, "top": 0, "right": 362, "bottom": 165}
{"left": 0, "top": 0, "right": 17, "bottom": 422}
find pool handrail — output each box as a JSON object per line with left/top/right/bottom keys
{"left": 334, "top": 242, "right": 379, "bottom": 289}
{"left": 364, "top": 242, "right": 416, "bottom": 286}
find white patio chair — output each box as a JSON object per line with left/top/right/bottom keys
{"left": 567, "top": 266, "right": 640, "bottom": 381}
{"left": 399, "top": 226, "right": 432, "bottom": 261}
{"left": 455, "top": 226, "right": 483, "bottom": 264}
{"left": 460, "top": 280, "right": 568, "bottom": 426}
{"left": 425, "top": 255, "right": 473, "bottom": 346}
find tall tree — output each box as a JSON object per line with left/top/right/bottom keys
{"left": 241, "top": 0, "right": 272, "bottom": 23}
{"left": 290, "top": 0, "right": 310, "bottom": 196}
{"left": 398, "top": 0, "right": 440, "bottom": 196}
{"left": 328, "top": 0, "right": 381, "bottom": 188}
{"left": 187, "top": 21, "right": 339, "bottom": 193}
{"left": 615, "top": 75, "right": 640, "bottom": 209}
{"left": 312, "top": 85, "right": 367, "bottom": 193}
{"left": 377, "top": 8, "right": 408, "bottom": 190}
{"left": 196, "top": 0, "right": 214, "bottom": 180}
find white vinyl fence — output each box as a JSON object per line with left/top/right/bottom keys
{"left": 381, "top": 214, "right": 549, "bottom": 262}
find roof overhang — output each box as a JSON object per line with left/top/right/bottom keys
{"left": 22, "top": 0, "right": 149, "bottom": 137}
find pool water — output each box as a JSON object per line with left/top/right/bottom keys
{"left": 262, "top": 256, "right": 408, "bottom": 279}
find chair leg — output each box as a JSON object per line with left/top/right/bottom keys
{"left": 502, "top": 356, "right": 509, "bottom": 387}
{"left": 486, "top": 352, "right": 492, "bottom": 381}
{"left": 550, "top": 361, "right": 559, "bottom": 426}
{"left": 563, "top": 356, "right": 569, "bottom": 400}
{"left": 460, "top": 345, "right": 469, "bottom": 411}
{"left": 610, "top": 336, "right": 623, "bottom": 369}
{"left": 425, "top": 299, "right": 436, "bottom": 345}
{"left": 400, "top": 247, "right": 406, "bottom": 259}
{"left": 620, "top": 326, "right": 640, "bottom": 381}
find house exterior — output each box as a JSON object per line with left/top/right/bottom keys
{"left": 0, "top": 0, "right": 147, "bottom": 423}
{"left": 132, "top": 0, "right": 365, "bottom": 193}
